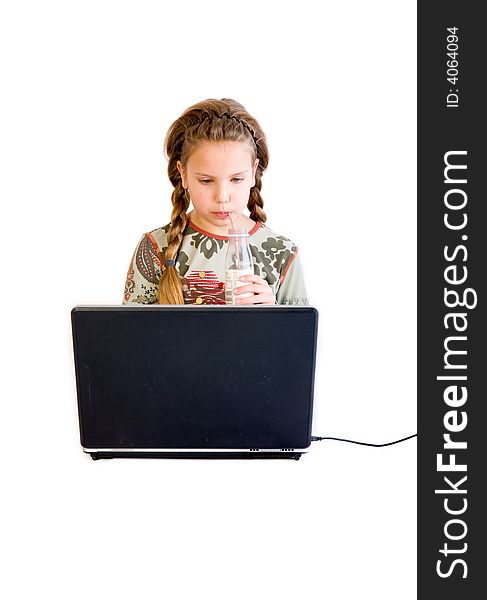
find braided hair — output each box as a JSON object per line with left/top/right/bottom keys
{"left": 158, "top": 98, "right": 269, "bottom": 304}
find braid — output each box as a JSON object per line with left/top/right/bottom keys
{"left": 158, "top": 183, "right": 189, "bottom": 304}
{"left": 217, "top": 111, "right": 262, "bottom": 151}
{"left": 248, "top": 170, "right": 267, "bottom": 223}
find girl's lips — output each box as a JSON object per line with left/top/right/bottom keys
{"left": 212, "top": 212, "right": 231, "bottom": 218}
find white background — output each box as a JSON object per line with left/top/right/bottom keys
{"left": 1, "top": 1, "right": 417, "bottom": 598}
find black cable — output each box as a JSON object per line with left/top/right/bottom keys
{"left": 310, "top": 434, "right": 417, "bottom": 447}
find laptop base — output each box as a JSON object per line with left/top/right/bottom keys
{"left": 89, "top": 451, "right": 303, "bottom": 461}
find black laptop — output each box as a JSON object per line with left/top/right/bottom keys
{"left": 71, "top": 305, "right": 318, "bottom": 460}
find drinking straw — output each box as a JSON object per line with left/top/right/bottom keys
{"left": 229, "top": 212, "right": 240, "bottom": 269}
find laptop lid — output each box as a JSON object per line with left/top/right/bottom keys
{"left": 71, "top": 306, "right": 318, "bottom": 452}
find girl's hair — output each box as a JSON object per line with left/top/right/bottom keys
{"left": 158, "top": 98, "right": 269, "bottom": 304}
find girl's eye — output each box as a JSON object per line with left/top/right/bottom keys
{"left": 198, "top": 178, "right": 244, "bottom": 184}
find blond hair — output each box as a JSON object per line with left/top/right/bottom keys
{"left": 158, "top": 98, "right": 269, "bottom": 304}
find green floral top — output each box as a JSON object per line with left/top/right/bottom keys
{"left": 123, "top": 220, "right": 308, "bottom": 306}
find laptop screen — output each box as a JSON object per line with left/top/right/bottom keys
{"left": 72, "top": 306, "right": 318, "bottom": 450}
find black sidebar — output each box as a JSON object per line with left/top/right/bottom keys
{"left": 418, "top": 2, "right": 484, "bottom": 598}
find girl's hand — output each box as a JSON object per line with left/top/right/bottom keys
{"left": 233, "top": 274, "right": 276, "bottom": 305}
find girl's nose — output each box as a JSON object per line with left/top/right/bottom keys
{"left": 215, "top": 185, "right": 230, "bottom": 204}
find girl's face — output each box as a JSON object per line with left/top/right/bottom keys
{"left": 177, "top": 141, "right": 259, "bottom": 235}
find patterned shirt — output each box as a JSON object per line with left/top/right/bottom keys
{"left": 123, "top": 220, "right": 308, "bottom": 306}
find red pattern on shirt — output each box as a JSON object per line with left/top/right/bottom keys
{"left": 182, "top": 270, "right": 225, "bottom": 305}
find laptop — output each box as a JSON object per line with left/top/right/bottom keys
{"left": 71, "top": 305, "right": 318, "bottom": 460}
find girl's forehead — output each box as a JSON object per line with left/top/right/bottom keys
{"left": 188, "top": 141, "right": 253, "bottom": 169}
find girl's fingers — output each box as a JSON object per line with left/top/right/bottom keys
{"left": 234, "top": 284, "right": 263, "bottom": 295}
{"left": 235, "top": 289, "right": 275, "bottom": 305}
{"left": 239, "top": 274, "right": 262, "bottom": 283}
{"left": 232, "top": 275, "right": 275, "bottom": 305}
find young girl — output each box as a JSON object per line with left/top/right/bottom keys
{"left": 123, "top": 98, "right": 308, "bottom": 306}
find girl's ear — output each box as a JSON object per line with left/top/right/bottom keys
{"left": 176, "top": 161, "right": 187, "bottom": 188}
